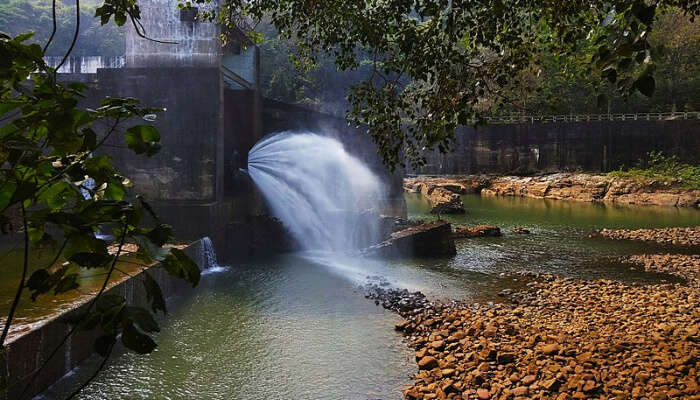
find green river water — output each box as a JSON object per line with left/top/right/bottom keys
{"left": 38, "top": 194, "right": 699, "bottom": 399}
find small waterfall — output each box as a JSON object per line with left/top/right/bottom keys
{"left": 198, "top": 237, "right": 227, "bottom": 273}
{"left": 247, "top": 132, "right": 384, "bottom": 253}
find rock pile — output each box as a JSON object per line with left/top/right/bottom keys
{"left": 393, "top": 279, "right": 699, "bottom": 400}
{"left": 364, "top": 283, "right": 431, "bottom": 314}
{"left": 453, "top": 225, "right": 502, "bottom": 239}
{"left": 627, "top": 254, "right": 700, "bottom": 285}
{"left": 597, "top": 227, "right": 700, "bottom": 247}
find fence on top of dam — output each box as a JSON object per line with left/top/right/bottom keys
{"left": 485, "top": 111, "right": 700, "bottom": 125}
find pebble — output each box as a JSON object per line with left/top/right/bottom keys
{"left": 596, "top": 226, "right": 700, "bottom": 247}
{"left": 393, "top": 278, "right": 700, "bottom": 400}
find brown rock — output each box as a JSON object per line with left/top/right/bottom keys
{"left": 395, "top": 319, "right": 410, "bottom": 331}
{"left": 521, "top": 375, "right": 536, "bottom": 385}
{"left": 476, "top": 388, "right": 491, "bottom": 399}
{"left": 430, "top": 340, "right": 445, "bottom": 350}
{"left": 496, "top": 352, "right": 515, "bottom": 364}
{"left": 453, "top": 225, "right": 502, "bottom": 238}
{"left": 542, "top": 343, "right": 561, "bottom": 355}
{"left": 418, "top": 356, "right": 439, "bottom": 370}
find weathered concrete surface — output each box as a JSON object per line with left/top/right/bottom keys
{"left": 363, "top": 221, "right": 456, "bottom": 258}
{"left": 406, "top": 174, "right": 700, "bottom": 208}
{"left": 414, "top": 120, "right": 700, "bottom": 175}
{"left": 0, "top": 242, "right": 204, "bottom": 400}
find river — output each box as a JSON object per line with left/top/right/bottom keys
{"left": 43, "top": 194, "right": 699, "bottom": 399}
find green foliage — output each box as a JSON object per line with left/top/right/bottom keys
{"left": 608, "top": 151, "right": 700, "bottom": 189}
{"left": 0, "top": 0, "right": 124, "bottom": 56}
{"left": 194, "top": 0, "right": 700, "bottom": 170}
{"left": 496, "top": 7, "right": 700, "bottom": 115}
{"left": 0, "top": 31, "right": 199, "bottom": 358}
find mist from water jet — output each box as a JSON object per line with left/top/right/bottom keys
{"left": 247, "top": 132, "right": 385, "bottom": 252}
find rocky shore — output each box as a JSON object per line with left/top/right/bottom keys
{"left": 405, "top": 174, "right": 700, "bottom": 208}
{"left": 596, "top": 226, "right": 700, "bottom": 247}
{"left": 380, "top": 278, "right": 700, "bottom": 400}
{"left": 626, "top": 254, "right": 700, "bottom": 285}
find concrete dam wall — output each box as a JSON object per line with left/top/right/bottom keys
{"left": 415, "top": 119, "right": 700, "bottom": 175}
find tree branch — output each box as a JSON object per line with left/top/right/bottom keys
{"left": 43, "top": 0, "right": 58, "bottom": 53}
{"left": 0, "top": 204, "right": 29, "bottom": 347}
{"left": 56, "top": 0, "right": 80, "bottom": 72}
{"left": 18, "top": 225, "right": 128, "bottom": 400}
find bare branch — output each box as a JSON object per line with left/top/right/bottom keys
{"left": 0, "top": 204, "right": 29, "bottom": 346}
{"left": 56, "top": 0, "right": 81, "bottom": 72}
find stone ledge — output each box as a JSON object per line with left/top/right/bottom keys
{"left": 0, "top": 241, "right": 202, "bottom": 400}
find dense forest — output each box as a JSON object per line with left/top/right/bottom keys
{"left": 1, "top": 1, "right": 697, "bottom": 114}
{"left": 0, "top": 0, "right": 124, "bottom": 56}
{"left": 258, "top": 8, "right": 700, "bottom": 116}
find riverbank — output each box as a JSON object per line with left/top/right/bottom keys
{"left": 596, "top": 226, "right": 700, "bottom": 247}
{"left": 387, "top": 277, "right": 699, "bottom": 399}
{"left": 626, "top": 254, "right": 700, "bottom": 285}
{"left": 404, "top": 174, "right": 700, "bottom": 208}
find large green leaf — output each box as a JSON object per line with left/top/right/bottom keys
{"left": 125, "top": 125, "right": 161, "bottom": 156}
{"left": 143, "top": 271, "right": 167, "bottom": 315}
{"left": 162, "top": 248, "right": 200, "bottom": 287}
{"left": 121, "top": 321, "right": 157, "bottom": 354}
{"left": 122, "top": 306, "right": 160, "bottom": 333}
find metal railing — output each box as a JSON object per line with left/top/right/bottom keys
{"left": 485, "top": 111, "right": 700, "bottom": 124}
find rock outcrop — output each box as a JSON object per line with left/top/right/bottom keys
{"left": 425, "top": 186, "right": 465, "bottom": 214}
{"left": 405, "top": 176, "right": 492, "bottom": 214}
{"left": 363, "top": 221, "right": 457, "bottom": 258}
{"left": 406, "top": 174, "right": 700, "bottom": 208}
{"left": 404, "top": 176, "right": 490, "bottom": 195}
{"left": 453, "top": 225, "right": 502, "bottom": 238}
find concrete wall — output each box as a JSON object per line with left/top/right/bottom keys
{"left": 125, "top": 0, "right": 221, "bottom": 67}
{"left": 97, "top": 68, "right": 223, "bottom": 202}
{"left": 0, "top": 243, "right": 203, "bottom": 400}
{"left": 416, "top": 120, "right": 700, "bottom": 175}
{"left": 88, "top": 67, "right": 231, "bottom": 248}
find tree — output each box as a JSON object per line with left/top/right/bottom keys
{"left": 190, "top": 0, "right": 699, "bottom": 169}
{"left": 649, "top": 8, "right": 700, "bottom": 111}
{"left": 1, "top": 8, "right": 198, "bottom": 400}
{"left": 0, "top": 0, "right": 125, "bottom": 56}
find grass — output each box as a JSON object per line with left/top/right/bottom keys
{"left": 608, "top": 151, "right": 700, "bottom": 189}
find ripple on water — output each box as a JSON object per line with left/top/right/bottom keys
{"left": 43, "top": 193, "right": 699, "bottom": 399}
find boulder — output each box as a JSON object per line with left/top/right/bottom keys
{"left": 363, "top": 221, "right": 457, "bottom": 258}
{"left": 453, "top": 225, "right": 502, "bottom": 238}
{"left": 422, "top": 186, "right": 465, "bottom": 214}
{"left": 418, "top": 356, "right": 439, "bottom": 370}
